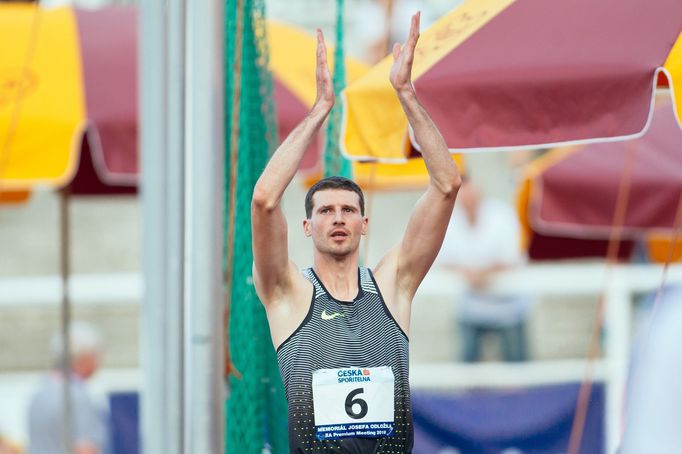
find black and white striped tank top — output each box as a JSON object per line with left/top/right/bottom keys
{"left": 277, "top": 267, "right": 413, "bottom": 453}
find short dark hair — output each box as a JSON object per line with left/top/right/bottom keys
{"left": 305, "top": 176, "right": 365, "bottom": 218}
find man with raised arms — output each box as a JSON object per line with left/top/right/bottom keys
{"left": 251, "top": 13, "right": 461, "bottom": 453}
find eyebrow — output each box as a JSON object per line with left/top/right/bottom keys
{"left": 317, "top": 204, "right": 358, "bottom": 212}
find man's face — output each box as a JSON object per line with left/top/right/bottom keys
{"left": 303, "top": 189, "right": 368, "bottom": 257}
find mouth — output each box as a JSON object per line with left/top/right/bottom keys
{"left": 330, "top": 230, "right": 349, "bottom": 240}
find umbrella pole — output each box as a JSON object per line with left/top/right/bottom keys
{"left": 59, "top": 186, "right": 74, "bottom": 454}
{"left": 568, "top": 141, "right": 638, "bottom": 454}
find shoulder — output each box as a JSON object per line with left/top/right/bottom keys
{"left": 262, "top": 264, "right": 314, "bottom": 306}
{"left": 262, "top": 268, "right": 316, "bottom": 349}
{"left": 372, "top": 246, "right": 410, "bottom": 301}
{"left": 253, "top": 260, "right": 312, "bottom": 306}
{"left": 368, "top": 254, "right": 412, "bottom": 334}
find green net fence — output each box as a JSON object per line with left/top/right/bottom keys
{"left": 324, "top": 0, "right": 352, "bottom": 179}
{"left": 224, "top": 0, "right": 288, "bottom": 452}
{"left": 224, "top": 0, "right": 352, "bottom": 450}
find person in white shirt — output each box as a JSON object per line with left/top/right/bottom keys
{"left": 437, "top": 175, "right": 530, "bottom": 362}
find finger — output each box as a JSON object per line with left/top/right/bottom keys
{"left": 316, "top": 30, "right": 322, "bottom": 59}
{"left": 316, "top": 30, "right": 330, "bottom": 71}
{"left": 408, "top": 12, "right": 421, "bottom": 48}
{"left": 392, "top": 42, "right": 401, "bottom": 60}
{"left": 316, "top": 29, "right": 327, "bottom": 58}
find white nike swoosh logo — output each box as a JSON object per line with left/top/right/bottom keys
{"left": 321, "top": 310, "right": 344, "bottom": 321}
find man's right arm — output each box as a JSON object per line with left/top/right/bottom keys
{"left": 251, "top": 30, "right": 334, "bottom": 306}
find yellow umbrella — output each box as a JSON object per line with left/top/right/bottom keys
{"left": 0, "top": 4, "right": 138, "bottom": 195}
{"left": 0, "top": 5, "right": 86, "bottom": 189}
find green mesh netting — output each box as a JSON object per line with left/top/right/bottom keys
{"left": 224, "top": 0, "right": 288, "bottom": 452}
{"left": 323, "top": 0, "right": 352, "bottom": 179}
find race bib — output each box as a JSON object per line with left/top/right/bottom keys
{"left": 312, "top": 366, "right": 395, "bottom": 440}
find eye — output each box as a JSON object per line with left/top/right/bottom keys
{"left": 343, "top": 207, "right": 354, "bottom": 213}
{"left": 320, "top": 208, "right": 330, "bottom": 214}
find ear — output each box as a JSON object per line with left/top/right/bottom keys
{"left": 303, "top": 218, "right": 312, "bottom": 237}
{"left": 361, "top": 216, "right": 369, "bottom": 235}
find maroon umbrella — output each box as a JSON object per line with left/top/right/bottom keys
{"left": 342, "top": 0, "right": 682, "bottom": 161}
{"left": 70, "top": 6, "right": 137, "bottom": 194}
{"left": 416, "top": 0, "right": 681, "bottom": 150}
{"left": 74, "top": 7, "right": 137, "bottom": 190}
{"left": 519, "top": 99, "right": 682, "bottom": 260}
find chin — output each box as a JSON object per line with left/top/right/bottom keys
{"left": 331, "top": 250, "right": 352, "bottom": 258}
{"left": 315, "top": 238, "right": 359, "bottom": 258}
{"left": 331, "top": 243, "right": 359, "bottom": 258}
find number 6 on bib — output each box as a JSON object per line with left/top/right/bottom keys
{"left": 312, "top": 366, "right": 395, "bottom": 440}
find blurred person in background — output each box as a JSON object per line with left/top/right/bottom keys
{"left": 27, "top": 321, "right": 110, "bottom": 454}
{"left": 437, "top": 175, "right": 531, "bottom": 362}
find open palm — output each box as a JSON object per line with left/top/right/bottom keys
{"left": 313, "top": 29, "right": 334, "bottom": 112}
{"left": 389, "top": 12, "right": 420, "bottom": 93}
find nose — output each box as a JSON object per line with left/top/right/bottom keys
{"left": 333, "top": 208, "right": 345, "bottom": 224}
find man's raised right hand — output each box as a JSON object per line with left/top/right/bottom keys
{"left": 312, "top": 29, "right": 335, "bottom": 115}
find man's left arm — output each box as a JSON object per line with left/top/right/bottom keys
{"left": 388, "top": 13, "right": 461, "bottom": 299}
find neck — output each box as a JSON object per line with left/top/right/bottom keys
{"left": 313, "top": 251, "right": 360, "bottom": 301}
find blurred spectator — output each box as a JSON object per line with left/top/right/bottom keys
{"left": 437, "top": 175, "right": 531, "bottom": 362}
{"left": 27, "top": 321, "right": 110, "bottom": 454}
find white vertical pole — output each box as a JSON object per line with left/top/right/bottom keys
{"left": 139, "top": 0, "right": 186, "bottom": 452}
{"left": 604, "top": 268, "right": 631, "bottom": 454}
{"left": 184, "top": 0, "right": 226, "bottom": 452}
{"left": 141, "top": 0, "right": 225, "bottom": 450}
{"left": 165, "top": 0, "right": 187, "bottom": 451}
